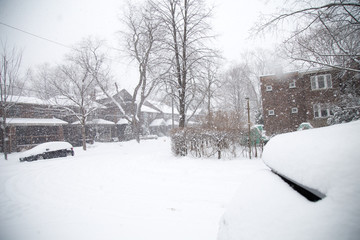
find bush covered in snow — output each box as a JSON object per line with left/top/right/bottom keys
{"left": 328, "top": 105, "right": 360, "bottom": 125}
{"left": 169, "top": 126, "right": 264, "bottom": 159}
{"left": 170, "top": 127, "right": 245, "bottom": 159}
{"left": 171, "top": 111, "right": 266, "bottom": 159}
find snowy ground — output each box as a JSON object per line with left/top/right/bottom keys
{"left": 0, "top": 138, "right": 266, "bottom": 240}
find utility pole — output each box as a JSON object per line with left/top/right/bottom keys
{"left": 246, "top": 97, "right": 251, "bottom": 159}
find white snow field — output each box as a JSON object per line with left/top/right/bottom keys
{"left": 218, "top": 121, "right": 360, "bottom": 240}
{"left": 0, "top": 137, "right": 266, "bottom": 240}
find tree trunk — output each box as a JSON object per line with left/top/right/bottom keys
{"left": 2, "top": 109, "right": 8, "bottom": 160}
{"left": 179, "top": 89, "right": 186, "bottom": 128}
{"left": 132, "top": 117, "right": 141, "bottom": 143}
{"left": 81, "top": 123, "right": 87, "bottom": 151}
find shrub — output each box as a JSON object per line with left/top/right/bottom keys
{"left": 170, "top": 127, "right": 246, "bottom": 159}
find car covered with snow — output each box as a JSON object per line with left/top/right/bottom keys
{"left": 218, "top": 121, "right": 360, "bottom": 240}
{"left": 19, "top": 141, "right": 74, "bottom": 162}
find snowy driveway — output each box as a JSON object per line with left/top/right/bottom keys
{"left": 0, "top": 138, "right": 266, "bottom": 240}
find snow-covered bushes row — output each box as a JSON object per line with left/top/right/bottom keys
{"left": 170, "top": 127, "right": 247, "bottom": 159}
{"left": 327, "top": 106, "right": 360, "bottom": 125}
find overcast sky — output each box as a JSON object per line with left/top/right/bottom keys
{"left": 0, "top": 0, "right": 279, "bottom": 90}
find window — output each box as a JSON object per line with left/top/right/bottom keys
{"left": 268, "top": 110, "right": 275, "bottom": 116}
{"left": 310, "top": 74, "right": 332, "bottom": 90}
{"left": 313, "top": 104, "right": 333, "bottom": 118}
{"left": 266, "top": 85, "right": 273, "bottom": 91}
{"left": 291, "top": 107, "right": 298, "bottom": 114}
{"left": 289, "top": 80, "right": 296, "bottom": 88}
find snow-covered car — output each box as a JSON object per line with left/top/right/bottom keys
{"left": 19, "top": 141, "right": 74, "bottom": 162}
{"left": 218, "top": 121, "right": 360, "bottom": 240}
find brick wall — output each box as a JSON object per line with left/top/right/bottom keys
{"left": 261, "top": 69, "right": 340, "bottom": 135}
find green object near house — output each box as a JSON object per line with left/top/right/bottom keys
{"left": 250, "top": 124, "right": 269, "bottom": 145}
{"left": 297, "top": 122, "right": 313, "bottom": 131}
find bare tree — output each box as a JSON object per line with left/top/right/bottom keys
{"left": 197, "top": 59, "right": 222, "bottom": 127}
{"left": 254, "top": 0, "right": 360, "bottom": 72}
{"left": 49, "top": 44, "right": 100, "bottom": 151}
{"left": 120, "top": 1, "right": 165, "bottom": 142}
{"left": 30, "top": 63, "right": 59, "bottom": 100}
{"left": 0, "top": 43, "right": 23, "bottom": 159}
{"left": 76, "top": 39, "right": 127, "bottom": 119}
{"left": 150, "top": 0, "right": 217, "bottom": 128}
{"left": 220, "top": 63, "right": 258, "bottom": 124}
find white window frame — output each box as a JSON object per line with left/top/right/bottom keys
{"left": 268, "top": 109, "right": 275, "bottom": 116}
{"left": 313, "top": 104, "right": 333, "bottom": 118}
{"left": 289, "top": 80, "right": 296, "bottom": 88}
{"left": 291, "top": 107, "right": 298, "bottom": 114}
{"left": 266, "top": 85, "right": 273, "bottom": 92}
{"left": 310, "top": 74, "right": 332, "bottom": 90}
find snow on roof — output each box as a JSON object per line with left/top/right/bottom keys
{"left": 147, "top": 100, "right": 178, "bottom": 114}
{"left": 6, "top": 95, "right": 45, "bottom": 105}
{"left": 160, "top": 104, "right": 178, "bottom": 114}
{"left": 259, "top": 66, "right": 335, "bottom": 78}
{"left": 187, "top": 121, "right": 199, "bottom": 126}
{"left": 165, "top": 119, "right": 178, "bottom": 126}
{"left": 72, "top": 119, "right": 114, "bottom": 125}
{"left": 88, "top": 119, "right": 115, "bottom": 125}
{"left": 149, "top": 118, "right": 166, "bottom": 127}
{"left": 117, "top": 118, "right": 129, "bottom": 125}
{"left": 3, "top": 117, "right": 68, "bottom": 126}
{"left": 7, "top": 95, "right": 107, "bottom": 109}
{"left": 141, "top": 105, "right": 161, "bottom": 113}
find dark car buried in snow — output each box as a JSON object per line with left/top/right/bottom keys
{"left": 19, "top": 141, "right": 74, "bottom": 162}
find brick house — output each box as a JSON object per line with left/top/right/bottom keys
{"left": 0, "top": 90, "right": 179, "bottom": 153}
{"left": 1, "top": 87, "right": 203, "bottom": 153}
{"left": 0, "top": 96, "right": 72, "bottom": 152}
{"left": 260, "top": 68, "right": 343, "bottom": 136}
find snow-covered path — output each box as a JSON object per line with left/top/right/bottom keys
{"left": 0, "top": 138, "right": 266, "bottom": 240}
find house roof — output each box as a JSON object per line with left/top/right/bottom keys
{"left": 7, "top": 95, "right": 106, "bottom": 109}
{"left": 72, "top": 119, "right": 115, "bottom": 125}
{"left": 2, "top": 117, "right": 68, "bottom": 126}
{"left": 117, "top": 118, "right": 129, "bottom": 125}
{"left": 165, "top": 119, "right": 179, "bottom": 126}
{"left": 150, "top": 118, "right": 166, "bottom": 127}
{"left": 142, "top": 105, "right": 161, "bottom": 113}
{"left": 147, "top": 100, "right": 178, "bottom": 114}
{"left": 6, "top": 95, "right": 46, "bottom": 105}
{"left": 187, "top": 121, "right": 199, "bottom": 126}
{"left": 88, "top": 119, "right": 115, "bottom": 125}
{"left": 260, "top": 67, "right": 335, "bottom": 78}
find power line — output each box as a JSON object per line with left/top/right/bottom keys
{"left": 0, "top": 21, "right": 136, "bottom": 68}
{"left": 0, "top": 21, "right": 74, "bottom": 50}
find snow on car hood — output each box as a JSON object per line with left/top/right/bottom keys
{"left": 20, "top": 142, "right": 73, "bottom": 158}
{"left": 263, "top": 120, "right": 360, "bottom": 197}
{"left": 218, "top": 121, "right": 360, "bottom": 240}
